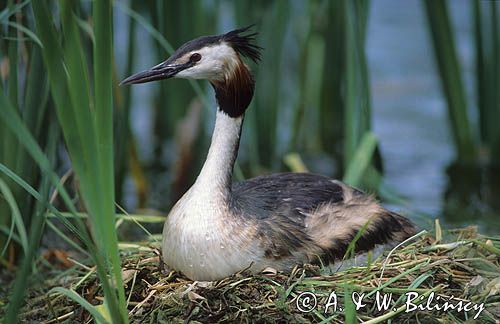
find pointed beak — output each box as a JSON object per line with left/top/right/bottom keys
{"left": 120, "top": 60, "right": 193, "bottom": 85}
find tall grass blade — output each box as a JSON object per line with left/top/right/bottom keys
{"left": 320, "top": 1, "right": 345, "bottom": 158}
{"left": 114, "top": 0, "right": 137, "bottom": 203}
{"left": 7, "top": 5, "right": 18, "bottom": 109}
{"left": 31, "top": 1, "right": 127, "bottom": 322}
{"left": 49, "top": 287, "right": 108, "bottom": 324}
{"left": 0, "top": 163, "right": 87, "bottom": 255}
{"left": 16, "top": 47, "right": 50, "bottom": 223}
{"left": 93, "top": 1, "right": 128, "bottom": 321}
{"left": 115, "top": 2, "right": 210, "bottom": 108}
{"left": 300, "top": 34, "right": 325, "bottom": 151}
{"left": 0, "top": 148, "right": 119, "bottom": 323}
{"left": 423, "top": 0, "right": 476, "bottom": 163}
{"left": 0, "top": 0, "right": 30, "bottom": 22}
{"left": 492, "top": 1, "right": 500, "bottom": 159}
{"left": 1, "top": 0, "right": 21, "bottom": 252}
{"left": 4, "top": 124, "right": 57, "bottom": 322}
{"left": 0, "top": 92, "right": 86, "bottom": 242}
{"left": 344, "top": 0, "right": 372, "bottom": 167}
{"left": 343, "top": 132, "right": 378, "bottom": 187}
{"left": 473, "top": 0, "right": 500, "bottom": 161}
{"left": 0, "top": 178, "right": 27, "bottom": 254}
{"left": 340, "top": 0, "right": 382, "bottom": 192}
{"left": 253, "top": 1, "right": 289, "bottom": 168}
{"left": 344, "top": 0, "right": 361, "bottom": 167}
{"left": 343, "top": 285, "right": 357, "bottom": 324}
{"left": 152, "top": 1, "right": 193, "bottom": 143}
{"left": 1, "top": 73, "right": 95, "bottom": 322}
{"left": 5, "top": 21, "right": 42, "bottom": 46}
{"left": 474, "top": 0, "right": 489, "bottom": 145}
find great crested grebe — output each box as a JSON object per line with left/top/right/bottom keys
{"left": 122, "top": 26, "right": 416, "bottom": 281}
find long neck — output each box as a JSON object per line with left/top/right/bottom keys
{"left": 190, "top": 60, "right": 254, "bottom": 202}
{"left": 191, "top": 110, "right": 243, "bottom": 200}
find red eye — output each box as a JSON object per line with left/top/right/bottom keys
{"left": 190, "top": 53, "right": 202, "bottom": 62}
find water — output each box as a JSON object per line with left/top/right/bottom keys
{"left": 368, "top": 0, "right": 454, "bottom": 220}
{"left": 367, "top": 0, "right": 498, "bottom": 233}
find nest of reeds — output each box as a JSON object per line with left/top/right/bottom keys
{"left": 10, "top": 226, "right": 500, "bottom": 323}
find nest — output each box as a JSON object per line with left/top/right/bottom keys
{"left": 9, "top": 226, "right": 500, "bottom": 323}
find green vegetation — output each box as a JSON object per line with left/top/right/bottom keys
{"left": 0, "top": 0, "right": 498, "bottom": 323}
{"left": 424, "top": 0, "right": 500, "bottom": 164}
{"left": 2, "top": 1, "right": 126, "bottom": 322}
{"left": 9, "top": 224, "right": 500, "bottom": 323}
{"left": 424, "top": 0, "right": 500, "bottom": 229}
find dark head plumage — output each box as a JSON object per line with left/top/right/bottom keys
{"left": 220, "top": 25, "right": 262, "bottom": 63}
{"left": 166, "top": 25, "right": 262, "bottom": 64}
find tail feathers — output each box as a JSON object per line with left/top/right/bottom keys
{"left": 385, "top": 211, "right": 417, "bottom": 242}
{"left": 315, "top": 209, "right": 417, "bottom": 265}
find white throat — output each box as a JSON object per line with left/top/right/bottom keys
{"left": 190, "top": 109, "right": 242, "bottom": 202}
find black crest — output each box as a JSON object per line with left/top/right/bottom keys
{"left": 221, "top": 25, "right": 262, "bottom": 63}
{"left": 168, "top": 25, "right": 262, "bottom": 64}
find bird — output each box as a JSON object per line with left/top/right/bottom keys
{"left": 121, "top": 26, "right": 416, "bottom": 281}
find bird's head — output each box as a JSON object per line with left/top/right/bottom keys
{"left": 121, "top": 26, "right": 261, "bottom": 117}
{"left": 121, "top": 26, "right": 261, "bottom": 85}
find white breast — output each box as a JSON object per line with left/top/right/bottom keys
{"left": 162, "top": 188, "right": 262, "bottom": 280}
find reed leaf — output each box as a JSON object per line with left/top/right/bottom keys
{"left": 301, "top": 33, "right": 325, "bottom": 151}
{"left": 0, "top": 112, "right": 120, "bottom": 323}
{"left": 31, "top": 1, "right": 127, "bottom": 322}
{"left": 0, "top": 178, "right": 27, "bottom": 254}
{"left": 93, "top": 1, "right": 128, "bottom": 319}
{"left": 0, "top": 0, "right": 30, "bottom": 22}
{"left": 0, "top": 162, "right": 88, "bottom": 255}
{"left": 423, "top": 0, "right": 476, "bottom": 163}
{"left": 0, "top": 0, "right": 21, "bottom": 252}
{"left": 115, "top": 2, "right": 210, "bottom": 108}
{"left": 320, "top": 0, "right": 346, "bottom": 158}
{"left": 114, "top": 0, "right": 137, "bottom": 203}
{"left": 0, "top": 79, "right": 92, "bottom": 322}
{"left": 16, "top": 47, "right": 50, "bottom": 223}
{"left": 49, "top": 287, "right": 108, "bottom": 324}
{"left": 343, "top": 285, "right": 357, "bottom": 324}
{"left": 339, "top": 0, "right": 383, "bottom": 193}
{"left": 473, "top": 0, "right": 500, "bottom": 161}
{"left": 3, "top": 123, "right": 57, "bottom": 322}
{"left": 343, "top": 132, "right": 378, "bottom": 187}
{"left": 4, "top": 21, "right": 42, "bottom": 46}
{"left": 344, "top": 0, "right": 371, "bottom": 167}
{"left": 253, "top": 0, "right": 289, "bottom": 168}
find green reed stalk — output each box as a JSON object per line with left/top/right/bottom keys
{"left": 340, "top": 0, "right": 382, "bottom": 191}
{"left": 0, "top": 0, "right": 19, "bottom": 255}
{"left": 1, "top": 5, "right": 61, "bottom": 320}
{"left": 31, "top": 1, "right": 127, "bottom": 322}
{"left": 343, "top": 132, "right": 378, "bottom": 187}
{"left": 423, "top": 0, "right": 477, "bottom": 163}
{"left": 253, "top": 1, "right": 289, "bottom": 169}
{"left": 114, "top": 0, "right": 137, "bottom": 204}
{"left": 473, "top": 0, "right": 500, "bottom": 161}
{"left": 344, "top": 0, "right": 371, "bottom": 167}
{"left": 93, "top": 0, "right": 128, "bottom": 321}
{"left": 320, "top": 0, "right": 345, "bottom": 159}
{"left": 4, "top": 122, "right": 57, "bottom": 323}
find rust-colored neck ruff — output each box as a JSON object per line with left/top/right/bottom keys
{"left": 211, "top": 60, "right": 255, "bottom": 118}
